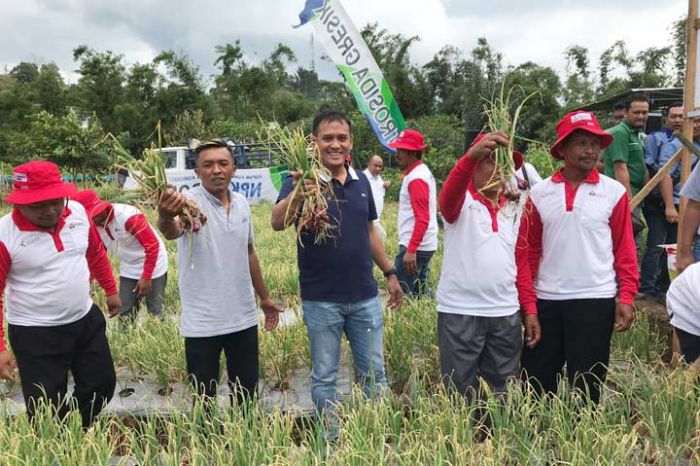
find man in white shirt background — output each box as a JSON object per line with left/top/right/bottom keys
{"left": 363, "top": 155, "right": 391, "bottom": 240}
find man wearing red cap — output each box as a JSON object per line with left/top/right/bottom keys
{"left": 390, "top": 129, "right": 438, "bottom": 296}
{"left": 522, "top": 111, "right": 638, "bottom": 404}
{"left": 437, "top": 132, "right": 540, "bottom": 400}
{"left": 72, "top": 190, "right": 168, "bottom": 320}
{"left": 0, "top": 161, "right": 120, "bottom": 427}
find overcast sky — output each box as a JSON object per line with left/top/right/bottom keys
{"left": 0, "top": 0, "right": 687, "bottom": 85}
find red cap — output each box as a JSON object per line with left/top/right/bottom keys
{"left": 388, "top": 129, "right": 427, "bottom": 151}
{"left": 550, "top": 111, "right": 613, "bottom": 160}
{"left": 71, "top": 189, "right": 111, "bottom": 218}
{"left": 471, "top": 134, "right": 523, "bottom": 170}
{"left": 3, "top": 161, "right": 76, "bottom": 205}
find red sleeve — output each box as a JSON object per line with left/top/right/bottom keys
{"left": 86, "top": 222, "right": 118, "bottom": 296}
{"left": 515, "top": 209, "right": 538, "bottom": 315}
{"left": 124, "top": 214, "right": 160, "bottom": 280}
{"left": 525, "top": 198, "right": 543, "bottom": 282}
{"left": 0, "top": 242, "right": 9, "bottom": 351}
{"left": 407, "top": 179, "right": 430, "bottom": 253}
{"left": 609, "top": 194, "right": 639, "bottom": 305}
{"left": 438, "top": 151, "right": 479, "bottom": 223}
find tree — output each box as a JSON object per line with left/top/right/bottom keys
{"left": 563, "top": 45, "right": 594, "bottom": 108}
{"left": 7, "top": 110, "right": 114, "bottom": 174}
{"left": 73, "top": 45, "right": 126, "bottom": 132}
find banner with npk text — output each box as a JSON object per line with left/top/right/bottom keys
{"left": 124, "top": 167, "right": 287, "bottom": 205}
{"left": 295, "top": 0, "right": 406, "bottom": 152}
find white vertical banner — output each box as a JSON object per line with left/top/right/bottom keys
{"left": 294, "top": 0, "right": 406, "bottom": 152}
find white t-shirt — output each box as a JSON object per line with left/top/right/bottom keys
{"left": 177, "top": 187, "right": 257, "bottom": 338}
{"left": 667, "top": 261, "right": 700, "bottom": 337}
{"left": 363, "top": 169, "right": 386, "bottom": 220}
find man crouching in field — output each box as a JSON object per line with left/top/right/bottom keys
{"left": 522, "top": 111, "right": 638, "bottom": 404}
{"left": 72, "top": 189, "right": 169, "bottom": 321}
{"left": 157, "top": 139, "right": 283, "bottom": 410}
{"left": 437, "top": 133, "right": 540, "bottom": 401}
{"left": 0, "top": 161, "right": 120, "bottom": 428}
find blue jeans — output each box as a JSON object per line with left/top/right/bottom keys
{"left": 639, "top": 204, "right": 676, "bottom": 295}
{"left": 394, "top": 245, "right": 435, "bottom": 297}
{"left": 301, "top": 297, "right": 388, "bottom": 416}
{"left": 694, "top": 234, "right": 700, "bottom": 262}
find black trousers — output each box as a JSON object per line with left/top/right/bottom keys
{"left": 676, "top": 327, "right": 700, "bottom": 364}
{"left": 8, "top": 305, "right": 116, "bottom": 428}
{"left": 521, "top": 298, "right": 615, "bottom": 404}
{"left": 184, "top": 325, "right": 258, "bottom": 406}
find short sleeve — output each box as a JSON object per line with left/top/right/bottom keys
{"left": 605, "top": 130, "right": 629, "bottom": 164}
{"left": 276, "top": 176, "right": 295, "bottom": 203}
{"left": 246, "top": 202, "right": 255, "bottom": 245}
{"left": 681, "top": 162, "right": 700, "bottom": 202}
{"left": 365, "top": 177, "right": 378, "bottom": 222}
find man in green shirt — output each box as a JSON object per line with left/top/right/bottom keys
{"left": 603, "top": 93, "right": 650, "bottom": 199}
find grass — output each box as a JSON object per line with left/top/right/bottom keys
{"left": 0, "top": 197, "right": 698, "bottom": 464}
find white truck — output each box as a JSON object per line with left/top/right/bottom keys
{"left": 125, "top": 144, "right": 288, "bottom": 205}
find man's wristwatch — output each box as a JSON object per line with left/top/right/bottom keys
{"left": 383, "top": 268, "right": 398, "bottom": 278}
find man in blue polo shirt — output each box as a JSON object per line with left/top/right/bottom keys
{"left": 271, "top": 109, "right": 402, "bottom": 438}
{"left": 639, "top": 103, "right": 684, "bottom": 300}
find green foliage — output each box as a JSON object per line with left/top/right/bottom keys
{"left": 7, "top": 110, "right": 114, "bottom": 174}
{"left": 0, "top": 20, "right": 684, "bottom": 176}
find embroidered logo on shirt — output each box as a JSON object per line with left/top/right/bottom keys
{"left": 19, "top": 235, "right": 42, "bottom": 247}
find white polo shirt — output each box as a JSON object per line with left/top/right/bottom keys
{"left": 667, "top": 262, "right": 700, "bottom": 337}
{"left": 0, "top": 201, "right": 108, "bottom": 328}
{"left": 97, "top": 203, "right": 168, "bottom": 280}
{"left": 398, "top": 161, "right": 438, "bottom": 252}
{"left": 363, "top": 169, "right": 386, "bottom": 220}
{"left": 437, "top": 189, "right": 526, "bottom": 317}
{"left": 177, "top": 186, "right": 257, "bottom": 338}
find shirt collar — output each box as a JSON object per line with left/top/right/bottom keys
{"left": 622, "top": 120, "right": 641, "bottom": 134}
{"left": 347, "top": 165, "right": 360, "bottom": 181}
{"left": 363, "top": 169, "right": 380, "bottom": 181}
{"left": 404, "top": 160, "right": 423, "bottom": 175}
{"left": 551, "top": 168, "right": 600, "bottom": 185}
{"left": 467, "top": 183, "right": 507, "bottom": 209}
{"left": 12, "top": 205, "right": 71, "bottom": 232}
{"left": 199, "top": 185, "right": 233, "bottom": 207}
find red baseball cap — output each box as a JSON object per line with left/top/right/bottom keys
{"left": 388, "top": 129, "right": 427, "bottom": 151}
{"left": 71, "top": 189, "right": 111, "bottom": 218}
{"left": 470, "top": 134, "right": 523, "bottom": 170}
{"left": 4, "top": 161, "right": 76, "bottom": 205}
{"left": 550, "top": 111, "right": 613, "bottom": 159}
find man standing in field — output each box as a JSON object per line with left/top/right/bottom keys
{"left": 603, "top": 93, "right": 649, "bottom": 244}
{"left": 157, "top": 139, "right": 283, "bottom": 407}
{"left": 437, "top": 133, "right": 540, "bottom": 400}
{"left": 391, "top": 130, "right": 438, "bottom": 297}
{"left": 638, "top": 103, "right": 684, "bottom": 300}
{"left": 72, "top": 189, "right": 169, "bottom": 320}
{"left": 0, "top": 161, "right": 120, "bottom": 427}
{"left": 271, "top": 109, "right": 402, "bottom": 438}
{"left": 523, "top": 111, "right": 638, "bottom": 404}
{"left": 363, "top": 155, "right": 391, "bottom": 240}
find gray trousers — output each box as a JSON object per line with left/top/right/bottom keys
{"left": 119, "top": 273, "right": 167, "bottom": 317}
{"left": 438, "top": 312, "right": 522, "bottom": 399}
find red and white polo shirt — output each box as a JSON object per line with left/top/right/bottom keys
{"left": 398, "top": 160, "right": 438, "bottom": 253}
{"left": 437, "top": 152, "right": 537, "bottom": 317}
{"left": 98, "top": 203, "right": 168, "bottom": 280}
{"left": 526, "top": 169, "right": 638, "bottom": 304}
{"left": 0, "top": 201, "right": 117, "bottom": 350}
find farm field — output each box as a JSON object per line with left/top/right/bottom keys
{"left": 0, "top": 199, "right": 697, "bottom": 465}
